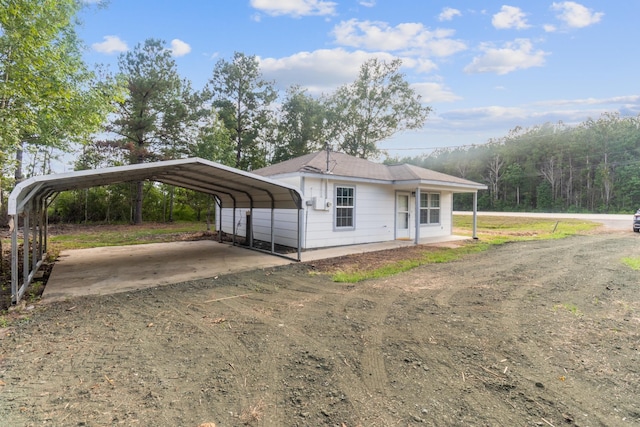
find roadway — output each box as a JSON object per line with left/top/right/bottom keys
{"left": 455, "top": 211, "right": 635, "bottom": 232}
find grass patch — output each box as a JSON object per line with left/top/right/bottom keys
{"left": 48, "top": 222, "right": 209, "bottom": 251}
{"left": 453, "top": 215, "right": 598, "bottom": 240}
{"left": 332, "top": 240, "right": 491, "bottom": 283}
{"left": 332, "top": 215, "right": 599, "bottom": 283}
{"left": 621, "top": 256, "right": 640, "bottom": 270}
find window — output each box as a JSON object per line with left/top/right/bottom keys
{"left": 420, "top": 192, "right": 440, "bottom": 224}
{"left": 335, "top": 186, "right": 354, "bottom": 229}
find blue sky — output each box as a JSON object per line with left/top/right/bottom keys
{"left": 77, "top": 0, "right": 639, "bottom": 158}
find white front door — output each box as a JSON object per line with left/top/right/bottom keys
{"left": 396, "top": 192, "right": 410, "bottom": 239}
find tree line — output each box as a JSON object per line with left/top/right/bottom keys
{"left": 2, "top": 0, "right": 639, "bottom": 229}
{"left": 395, "top": 113, "right": 640, "bottom": 213}
{"left": 1, "top": 1, "right": 429, "bottom": 225}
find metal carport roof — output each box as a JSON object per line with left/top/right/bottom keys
{"left": 9, "top": 157, "right": 303, "bottom": 215}
{"left": 8, "top": 157, "right": 304, "bottom": 304}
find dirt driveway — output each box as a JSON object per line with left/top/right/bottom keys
{"left": 1, "top": 230, "right": 639, "bottom": 426}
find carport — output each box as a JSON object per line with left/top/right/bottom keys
{"left": 8, "top": 157, "right": 303, "bottom": 304}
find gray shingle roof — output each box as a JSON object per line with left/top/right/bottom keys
{"left": 253, "top": 151, "right": 486, "bottom": 189}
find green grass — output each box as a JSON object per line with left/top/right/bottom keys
{"left": 621, "top": 256, "right": 640, "bottom": 270}
{"left": 453, "top": 215, "right": 598, "bottom": 240}
{"left": 332, "top": 215, "right": 600, "bottom": 283}
{"left": 48, "top": 222, "right": 209, "bottom": 251}
{"left": 332, "top": 241, "right": 492, "bottom": 283}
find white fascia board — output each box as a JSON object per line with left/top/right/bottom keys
{"left": 393, "top": 179, "right": 487, "bottom": 192}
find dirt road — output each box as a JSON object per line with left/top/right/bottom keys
{"left": 1, "top": 231, "right": 639, "bottom": 426}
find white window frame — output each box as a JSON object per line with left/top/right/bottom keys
{"left": 419, "top": 192, "right": 440, "bottom": 225}
{"left": 334, "top": 185, "right": 355, "bottom": 230}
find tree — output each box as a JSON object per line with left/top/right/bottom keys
{"left": 0, "top": 0, "right": 119, "bottom": 261}
{"left": 539, "top": 156, "right": 561, "bottom": 203}
{"left": 191, "top": 110, "right": 235, "bottom": 166}
{"left": 106, "top": 38, "right": 192, "bottom": 224}
{"left": 325, "top": 58, "right": 431, "bottom": 159}
{"left": 187, "top": 109, "right": 235, "bottom": 228}
{"left": 502, "top": 163, "right": 525, "bottom": 206}
{"left": 484, "top": 153, "right": 505, "bottom": 205}
{"left": 208, "top": 52, "right": 277, "bottom": 170}
{"left": 0, "top": 0, "right": 118, "bottom": 181}
{"left": 403, "top": 112, "right": 640, "bottom": 212}
{"left": 273, "top": 85, "right": 327, "bottom": 163}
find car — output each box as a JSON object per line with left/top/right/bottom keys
{"left": 634, "top": 210, "right": 640, "bottom": 232}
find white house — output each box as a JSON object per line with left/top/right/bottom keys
{"left": 218, "top": 151, "right": 487, "bottom": 250}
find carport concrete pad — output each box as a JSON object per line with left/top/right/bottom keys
{"left": 43, "top": 241, "right": 292, "bottom": 302}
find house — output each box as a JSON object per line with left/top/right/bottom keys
{"left": 218, "top": 151, "right": 487, "bottom": 250}
{"left": 8, "top": 154, "right": 484, "bottom": 303}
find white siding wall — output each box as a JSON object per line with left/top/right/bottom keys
{"left": 303, "top": 178, "right": 396, "bottom": 248}
{"left": 218, "top": 175, "right": 458, "bottom": 249}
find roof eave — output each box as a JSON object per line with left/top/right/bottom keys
{"left": 414, "top": 179, "right": 488, "bottom": 191}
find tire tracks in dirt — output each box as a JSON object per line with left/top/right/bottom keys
{"left": 205, "top": 275, "right": 401, "bottom": 426}
{"left": 480, "top": 235, "right": 634, "bottom": 424}
{"left": 110, "top": 290, "right": 259, "bottom": 424}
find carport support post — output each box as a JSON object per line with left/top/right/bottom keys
{"left": 297, "top": 208, "right": 302, "bottom": 261}
{"left": 32, "top": 199, "right": 39, "bottom": 269}
{"left": 247, "top": 210, "right": 253, "bottom": 248}
{"left": 270, "top": 207, "right": 275, "bottom": 254}
{"left": 414, "top": 188, "right": 421, "bottom": 244}
{"left": 232, "top": 204, "right": 236, "bottom": 245}
{"left": 216, "top": 198, "right": 223, "bottom": 243}
{"left": 10, "top": 215, "right": 18, "bottom": 303}
{"left": 472, "top": 191, "right": 478, "bottom": 239}
{"left": 40, "top": 198, "right": 47, "bottom": 258}
{"left": 23, "top": 207, "right": 30, "bottom": 295}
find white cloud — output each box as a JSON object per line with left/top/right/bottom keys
{"left": 444, "top": 105, "right": 528, "bottom": 123}
{"left": 543, "top": 24, "right": 557, "bottom": 33}
{"left": 535, "top": 95, "right": 640, "bottom": 107}
{"left": 169, "top": 39, "right": 191, "bottom": 57}
{"left": 464, "top": 39, "right": 547, "bottom": 75}
{"left": 259, "top": 48, "right": 398, "bottom": 94}
{"left": 439, "top": 95, "right": 640, "bottom": 135}
{"left": 412, "top": 82, "right": 461, "bottom": 103}
{"left": 332, "top": 19, "right": 467, "bottom": 57}
{"left": 250, "top": 0, "right": 337, "bottom": 17}
{"left": 411, "top": 58, "right": 438, "bottom": 74}
{"left": 359, "top": 0, "right": 376, "bottom": 7}
{"left": 492, "top": 5, "right": 530, "bottom": 30}
{"left": 91, "top": 35, "right": 128, "bottom": 54}
{"left": 551, "top": 1, "right": 603, "bottom": 28}
{"left": 438, "top": 7, "right": 461, "bottom": 22}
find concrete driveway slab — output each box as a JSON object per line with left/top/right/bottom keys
{"left": 42, "top": 241, "right": 291, "bottom": 302}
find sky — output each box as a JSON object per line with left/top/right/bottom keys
{"left": 77, "top": 0, "right": 640, "bottom": 159}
